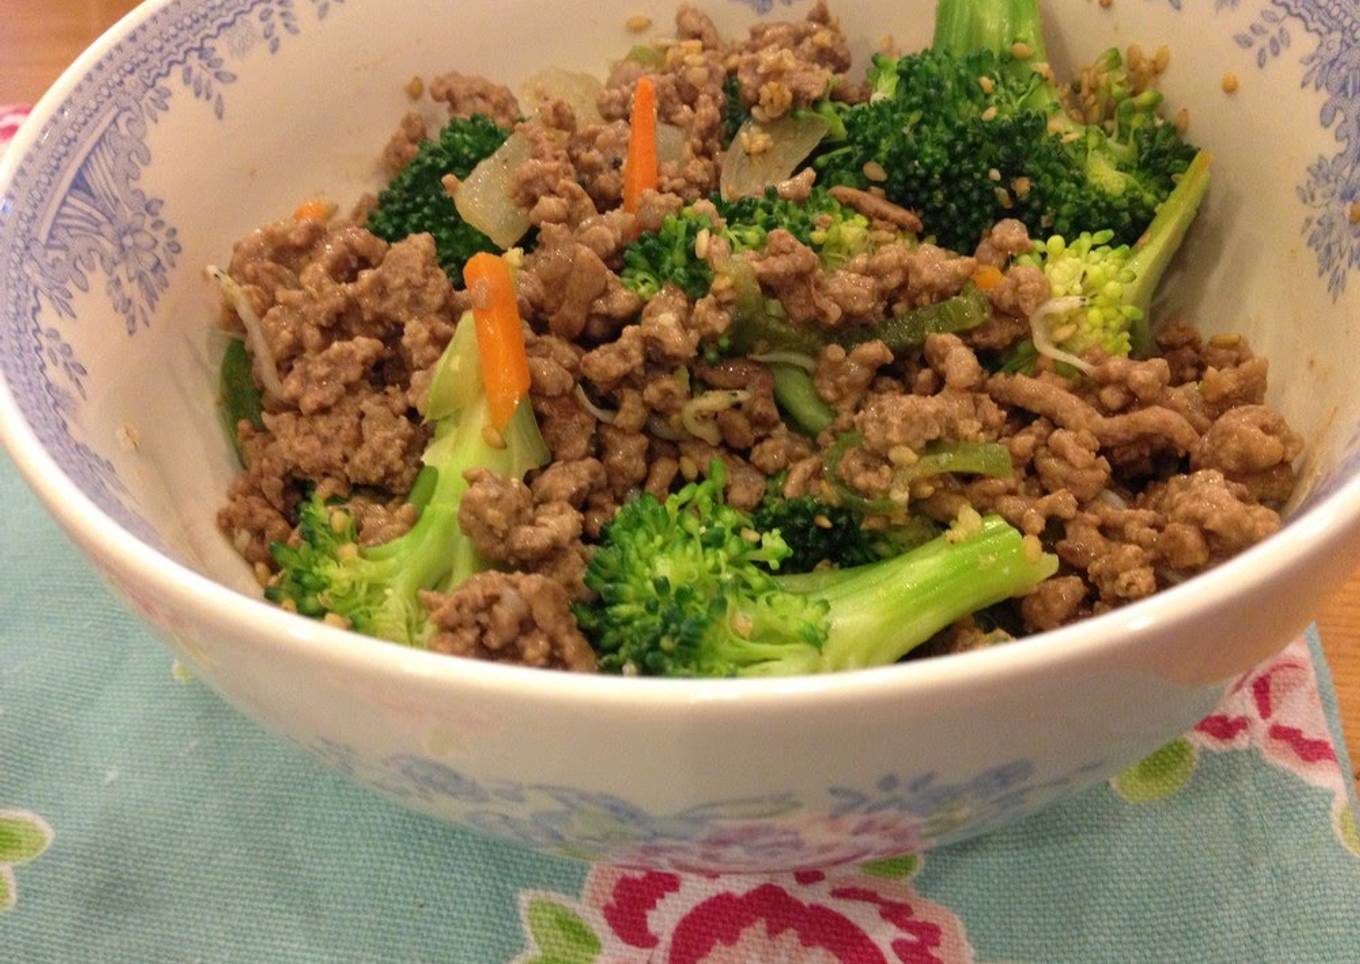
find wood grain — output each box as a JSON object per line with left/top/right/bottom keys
{"left": 2, "top": 0, "right": 1357, "bottom": 791}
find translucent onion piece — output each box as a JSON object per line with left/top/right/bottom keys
{"left": 719, "top": 113, "right": 830, "bottom": 201}
{"left": 520, "top": 67, "right": 605, "bottom": 126}
{"left": 656, "top": 122, "right": 688, "bottom": 167}
{"left": 454, "top": 133, "right": 534, "bottom": 249}
{"left": 574, "top": 384, "right": 618, "bottom": 424}
{"left": 206, "top": 266, "right": 284, "bottom": 400}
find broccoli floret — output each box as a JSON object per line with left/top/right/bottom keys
{"left": 619, "top": 187, "right": 880, "bottom": 301}
{"left": 366, "top": 115, "right": 508, "bottom": 285}
{"left": 811, "top": 0, "right": 1197, "bottom": 252}
{"left": 620, "top": 208, "right": 719, "bottom": 300}
{"left": 751, "top": 490, "right": 941, "bottom": 574}
{"left": 1016, "top": 149, "right": 1212, "bottom": 362}
{"left": 576, "top": 463, "right": 1056, "bottom": 677}
{"left": 266, "top": 312, "right": 550, "bottom": 645}
{"left": 723, "top": 75, "right": 749, "bottom": 149}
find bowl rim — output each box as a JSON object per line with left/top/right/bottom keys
{"left": 2, "top": 0, "right": 1359, "bottom": 710}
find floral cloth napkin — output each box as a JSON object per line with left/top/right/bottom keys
{"left": 3, "top": 113, "right": 1360, "bottom": 963}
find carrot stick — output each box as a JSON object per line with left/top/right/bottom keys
{"left": 970, "top": 264, "right": 1004, "bottom": 291}
{"left": 622, "top": 76, "right": 659, "bottom": 214}
{"left": 463, "top": 252, "right": 531, "bottom": 431}
{"left": 292, "top": 198, "right": 335, "bottom": 223}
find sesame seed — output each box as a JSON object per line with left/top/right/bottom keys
{"left": 730, "top": 612, "right": 754, "bottom": 637}
{"left": 1051, "top": 323, "right": 1077, "bottom": 343}
{"left": 868, "top": 186, "right": 887, "bottom": 199}
{"left": 625, "top": 13, "right": 652, "bottom": 32}
{"left": 695, "top": 228, "right": 711, "bottom": 260}
{"left": 279, "top": 598, "right": 299, "bottom": 614}
{"left": 740, "top": 528, "right": 762, "bottom": 543}
{"left": 813, "top": 514, "right": 833, "bottom": 529}
{"left": 977, "top": 75, "right": 995, "bottom": 94}
{"left": 1349, "top": 202, "right": 1360, "bottom": 225}
{"left": 1209, "top": 333, "right": 1242, "bottom": 348}
{"left": 987, "top": 168, "right": 1002, "bottom": 182}
{"left": 253, "top": 562, "right": 272, "bottom": 588}
{"left": 980, "top": 105, "right": 998, "bottom": 122}
{"left": 330, "top": 510, "right": 349, "bottom": 533}
{"left": 995, "top": 186, "right": 1013, "bottom": 209}
{"left": 679, "top": 455, "right": 699, "bottom": 480}
{"left": 862, "top": 160, "right": 888, "bottom": 182}
{"left": 1061, "top": 130, "right": 1082, "bottom": 143}
{"left": 1221, "top": 72, "right": 1239, "bottom": 94}
{"left": 1154, "top": 46, "right": 1171, "bottom": 73}
{"left": 1174, "top": 107, "right": 1190, "bottom": 133}
{"left": 481, "top": 424, "right": 507, "bottom": 449}
{"left": 1012, "top": 176, "right": 1032, "bottom": 198}
{"left": 1010, "top": 41, "right": 1034, "bottom": 60}
{"left": 887, "top": 445, "right": 918, "bottom": 466}
{"left": 337, "top": 543, "right": 359, "bottom": 562}
{"left": 404, "top": 76, "right": 424, "bottom": 99}
{"left": 322, "top": 612, "right": 351, "bottom": 629}
{"left": 1021, "top": 534, "right": 1044, "bottom": 563}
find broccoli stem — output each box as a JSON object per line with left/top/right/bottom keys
{"left": 932, "top": 0, "right": 1047, "bottom": 62}
{"left": 1127, "top": 150, "right": 1213, "bottom": 355}
{"left": 771, "top": 364, "right": 835, "bottom": 435}
{"left": 746, "top": 515, "right": 1057, "bottom": 675}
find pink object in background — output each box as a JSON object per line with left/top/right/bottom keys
{"left": 0, "top": 106, "right": 31, "bottom": 150}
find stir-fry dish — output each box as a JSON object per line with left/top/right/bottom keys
{"left": 213, "top": 0, "right": 1302, "bottom": 676}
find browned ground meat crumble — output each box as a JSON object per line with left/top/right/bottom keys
{"left": 217, "top": 4, "right": 1303, "bottom": 670}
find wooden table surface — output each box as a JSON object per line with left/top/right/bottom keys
{"left": 3, "top": 0, "right": 1357, "bottom": 789}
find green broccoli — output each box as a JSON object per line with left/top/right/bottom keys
{"left": 266, "top": 312, "right": 550, "bottom": 645}
{"left": 1015, "top": 149, "right": 1213, "bottom": 363}
{"left": 619, "top": 187, "right": 881, "bottom": 301}
{"left": 751, "top": 488, "right": 941, "bottom": 574}
{"left": 723, "top": 75, "right": 749, "bottom": 149}
{"left": 366, "top": 115, "right": 509, "bottom": 285}
{"left": 810, "top": 0, "right": 1198, "bottom": 252}
{"left": 576, "top": 462, "right": 1056, "bottom": 677}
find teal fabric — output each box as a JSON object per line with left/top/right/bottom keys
{"left": 2, "top": 450, "right": 1358, "bottom": 963}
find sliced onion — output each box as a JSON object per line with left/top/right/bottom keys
{"left": 719, "top": 113, "right": 830, "bottom": 201}
{"left": 1028, "top": 296, "right": 1095, "bottom": 376}
{"left": 1095, "top": 489, "right": 1130, "bottom": 510}
{"left": 656, "top": 122, "right": 688, "bottom": 167}
{"left": 647, "top": 414, "right": 685, "bottom": 441}
{"left": 454, "top": 133, "right": 534, "bottom": 249}
{"left": 749, "top": 350, "right": 818, "bottom": 372}
{"left": 574, "top": 384, "right": 618, "bottom": 424}
{"left": 206, "top": 266, "right": 284, "bottom": 400}
{"left": 680, "top": 389, "right": 750, "bottom": 445}
{"left": 520, "top": 67, "right": 605, "bottom": 126}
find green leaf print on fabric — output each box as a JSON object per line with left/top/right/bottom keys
{"left": 518, "top": 898, "right": 602, "bottom": 964}
{"left": 1338, "top": 804, "right": 1360, "bottom": 858}
{"left": 0, "top": 810, "right": 53, "bottom": 911}
{"left": 1113, "top": 738, "right": 1198, "bottom": 803}
{"left": 860, "top": 853, "right": 920, "bottom": 880}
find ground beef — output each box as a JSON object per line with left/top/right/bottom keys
{"left": 984, "top": 264, "right": 1050, "bottom": 321}
{"left": 1021, "top": 575, "right": 1088, "bottom": 632}
{"left": 521, "top": 224, "right": 642, "bottom": 341}
{"left": 380, "top": 111, "right": 428, "bottom": 177}
{"left": 459, "top": 468, "right": 591, "bottom": 599}
{"left": 816, "top": 342, "right": 893, "bottom": 412}
{"left": 857, "top": 389, "right": 1004, "bottom": 455}
{"left": 420, "top": 574, "right": 597, "bottom": 671}
{"left": 973, "top": 218, "right": 1033, "bottom": 267}
{"left": 732, "top": 0, "right": 852, "bottom": 120}
{"left": 1194, "top": 404, "right": 1302, "bottom": 504}
{"left": 827, "top": 186, "right": 923, "bottom": 232}
{"left": 428, "top": 70, "right": 521, "bottom": 128}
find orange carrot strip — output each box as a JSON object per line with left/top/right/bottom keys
{"left": 622, "top": 76, "right": 658, "bottom": 214}
{"left": 971, "top": 264, "right": 1005, "bottom": 291}
{"left": 463, "top": 252, "right": 531, "bottom": 431}
{"left": 292, "top": 198, "right": 335, "bottom": 223}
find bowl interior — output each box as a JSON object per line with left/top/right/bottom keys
{"left": 2, "top": 0, "right": 1358, "bottom": 597}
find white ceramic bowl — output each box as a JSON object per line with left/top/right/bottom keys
{"left": 3, "top": 0, "right": 1359, "bottom": 872}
